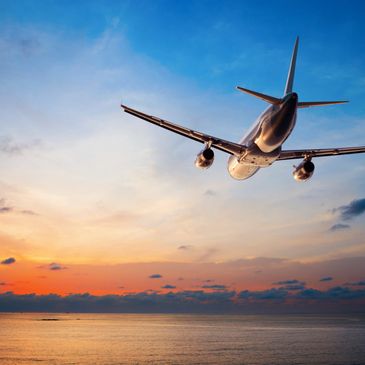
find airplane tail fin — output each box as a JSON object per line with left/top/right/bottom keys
{"left": 284, "top": 36, "right": 299, "bottom": 95}
{"left": 237, "top": 37, "right": 300, "bottom": 103}
{"left": 237, "top": 37, "right": 348, "bottom": 108}
{"left": 236, "top": 86, "right": 281, "bottom": 105}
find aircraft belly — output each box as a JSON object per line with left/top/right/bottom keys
{"left": 227, "top": 144, "right": 281, "bottom": 180}
{"left": 227, "top": 156, "right": 260, "bottom": 180}
{"left": 243, "top": 144, "right": 281, "bottom": 166}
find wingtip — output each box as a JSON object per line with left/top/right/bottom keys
{"left": 334, "top": 100, "right": 349, "bottom": 104}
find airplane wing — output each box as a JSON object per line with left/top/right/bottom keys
{"left": 121, "top": 104, "right": 245, "bottom": 156}
{"left": 278, "top": 146, "right": 365, "bottom": 161}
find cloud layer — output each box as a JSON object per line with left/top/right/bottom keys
{"left": 1, "top": 286, "right": 364, "bottom": 314}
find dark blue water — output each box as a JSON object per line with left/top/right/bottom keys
{"left": 1, "top": 313, "right": 365, "bottom": 364}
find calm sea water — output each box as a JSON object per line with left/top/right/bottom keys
{"left": 0, "top": 313, "right": 365, "bottom": 365}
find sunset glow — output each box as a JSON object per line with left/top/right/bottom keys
{"left": 1, "top": 0, "right": 365, "bottom": 313}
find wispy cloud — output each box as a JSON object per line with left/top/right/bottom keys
{"left": 38, "top": 263, "right": 67, "bottom": 271}
{"left": 161, "top": 284, "right": 176, "bottom": 289}
{"left": 319, "top": 276, "right": 333, "bottom": 282}
{"left": 0, "top": 136, "right": 41, "bottom": 156}
{"left": 149, "top": 274, "right": 162, "bottom": 279}
{"left": 272, "top": 280, "right": 306, "bottom": 291}
{"left": 0, "top": 206, "right": 13, "bottom": 214}
{"left": 0, "top": 199, "right": 13, "bottom": 214}
{"left": 196, "top": 248, "right": 219, "bottom": 263}
{"left": 1, "top": 257, "right": 16, "bottom": 265}
{"left": 0, "top": 199, "right": 37, "bottom": 216}
{"left": 178, "top": 245, "right": 192, "bottom": 250}
{"left": 333, "top": 198, "right": 365, "bottom": 221}
{"left": 49, "top": 263, "right": 67, "bottom": 271}
{"left": 273, "top": 279, "right": 305, "bottom": 286}
{"left": 329, "top": 223, "right": 351, "bottom": 232}
{"left": 201, "top": 284, "right": 227, "bottom": 291}
{"left": 20, "top": 210, "right": 38, "bottom": 216}
{"left": 204, "top": 189, "right": 217, "bottom": 196}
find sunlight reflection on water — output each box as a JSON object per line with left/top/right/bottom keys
{"left": 1, "top": 313, "right": 365, "bottom": 365}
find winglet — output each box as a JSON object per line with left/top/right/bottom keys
{"left": 284, "top": 36, "right": 299, "bottom": 95}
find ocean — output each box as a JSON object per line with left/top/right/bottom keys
{"left": 1, "top": 313, "right": 365, "bottom": 365}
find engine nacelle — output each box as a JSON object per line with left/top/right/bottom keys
{"left": 195, "top": 148, "right": 214, "bottom": 169}
{"left": 293, "top": 159, "right": 315, "bottom": 181}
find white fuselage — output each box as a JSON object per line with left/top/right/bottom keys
{"left": 228, "top": 93, "right": 298, "bottom": 180}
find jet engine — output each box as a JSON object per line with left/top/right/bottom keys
{"left": 195, "top": 148, "right": 214, "bottom": 169}
{"left": 293, "top": 159, "right": 315, "bottom": 181}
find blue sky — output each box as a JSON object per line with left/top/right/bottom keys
{"left": 2, "top": 1, "right": 365, "bottom": 90}
{"left": 2, "top": 0, "right": 365, "bottom": 105}
{"left": 0, "top": 0, "right": 365, "bottom": 307}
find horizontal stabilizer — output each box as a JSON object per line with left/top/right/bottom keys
{"left": 236, "top": 86, "right": 281, "bottom": 105}
{"left": 298, "top": 100, "right": 348, "bottom": 108}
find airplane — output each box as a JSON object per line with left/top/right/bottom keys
{"left": 121, "top": 37, "right": 365, "bottom": 182}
